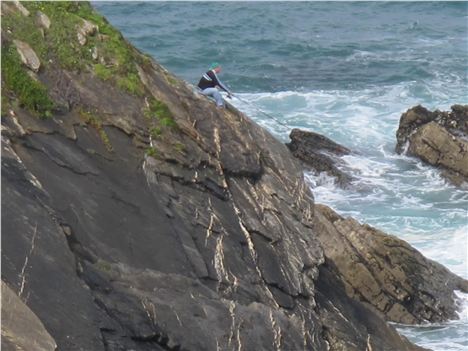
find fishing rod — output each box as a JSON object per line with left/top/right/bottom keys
{"left": 230, "top": 94, "right": 290, "bottom": 130}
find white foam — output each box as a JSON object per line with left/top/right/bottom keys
{"left": 232, "top": 84, "right": 468, "bottom": 284}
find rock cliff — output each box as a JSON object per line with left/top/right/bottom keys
{"left": 2, "top": 3, "right": 466, "bottom": 350}
{"left": 395, "top": 105, "right": 468, "bottom": 186}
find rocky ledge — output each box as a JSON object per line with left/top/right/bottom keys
{"left": 395, "top": 105, "right": 468, "bottom": 186}
{"left": 2, "top": 3, "right": 467, "bottom": 351}
{"left": 286, "top": 128, "right": 353, "bottom": 187}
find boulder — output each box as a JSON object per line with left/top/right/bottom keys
{"left": 36, "top": 11, "right": 51, "bottom": 30}
{"left": 76, "top": 18, "right": 98, "bottom": 46}
{"left": 13, "top": 39, "right": 41, "bottom": 72}
{"left": 1, "top": 1, "right": 30, "bottom": 17}
{"left": 396, "top": 105, "right": 468, "bottom": 185}
{"left": 286, "top": 128, "right": 354, "bottom": 186}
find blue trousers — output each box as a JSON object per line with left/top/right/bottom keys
{"left": 201, "top": 87, "right": 224, "bottom": 107}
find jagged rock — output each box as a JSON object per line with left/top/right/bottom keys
{"left": 1, "top": 282, "right": 57, "bottom": 351}
{"left": 314, "top": 204, "right": 468, "bottom": 324}
{"left": 395, "top": 105, "right": 468, "bottom": 185}
{"left": 287, "top": 128, "right": 353, "bottom": 187}
{"left": 13, "top": 39, "right": 41, "bottom": 72}
{"left": 315, "top": 261, "right": 427, "bottom": 351}
{"left": 77, "top": 18, "right": 98, "bottom": 46}
{"left": 36, "top": 11, "right": 51, "bottom": 30}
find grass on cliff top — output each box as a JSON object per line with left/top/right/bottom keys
{"left": 1, "top": 44, "right": 54, "bottom": 118}
{"left": 3, "top": 1, "right": 145, "bottom": 96}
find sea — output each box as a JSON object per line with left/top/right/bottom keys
{"left": 94, "top": 2, "right": 468, "bottom": 350}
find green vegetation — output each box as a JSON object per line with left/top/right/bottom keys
{"left": 173, "top": 142, "right": 186, "bottom": 154}
{"left": 1, "top": 44, "right": 53, "bottom": 118}
{"left": 80, "top": 110, "right": 113, "bottom": 151}
{"left": 2, "top": 2, "right": 146, "bottom": 96}
{"left": 4, "top": 2, "right": 90, "bottom": 70}
{"left": 145, "top": 146, "right": 158, "bottom": 158}
{"left": 150, "top": 126, "right": 162, "bottom": 139}
{"left": 1, "top": 95, "right": 10, "bottom": 118}
{"left": 164, "top": 73, "right": 179, "bottom": 87}
{"left": 144, "top": 98, "right": 177, "bottom": 127}
{"left": 93, "top": 63, "right": 112, "bottom": 81}
{"left": 143, "top": 97, "right": 185, "bottom": 154}
{"left": 95, "top": 259, "right": 112, "bottom": 272}
{"left": 116, "top": 73, "right": 144, "bottom": 96}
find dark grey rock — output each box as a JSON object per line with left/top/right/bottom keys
{"left": 287, "top": 128, "right": 354, "bottom": 187}
{"left": 2, "top": 5, "right": 465, "bottom": 351}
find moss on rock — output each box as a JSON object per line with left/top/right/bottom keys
{"left": 79, "top": 109, "right": 113, "bottom": 151}
{"left": 1, "top": 43, "right": 53, "bottom": 118}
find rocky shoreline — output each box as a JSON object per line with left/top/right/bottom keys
{"left": 1, "top": 3, "right": 467, "bottom": 351}
{"left": 396, "top": 105, "right": 468, "bottom": 186}
{"left": 286, "top": 128, "right": 354, "bottom": 187}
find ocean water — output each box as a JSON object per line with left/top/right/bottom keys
{"left": 94, "top": 2, "right": 468, "bottom": 349}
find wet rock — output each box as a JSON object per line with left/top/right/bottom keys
{"left": 13, "top": 39, "right": 41, "bottom": 72}
{"left": 396, "top": 105, "right": 468, "bottom": 185}
{"left": 36, "top": 11, "right": 51, "bottom": 30}
{"left": 1, "top": 282, "right": 57, "bottom": 351}
{"left": 286, "top": 128, "right": 353, "bottom": 187}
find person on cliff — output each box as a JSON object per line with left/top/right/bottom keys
{"left": 197, "top": 62, "right": 232, "bottom": 108}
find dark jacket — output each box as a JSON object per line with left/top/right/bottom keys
{"left": 198, "top": 70, "right": 230, "bottom": 93}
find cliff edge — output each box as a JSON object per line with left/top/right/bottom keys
{"left": 2, "top": 3, "right": 466, "bottom": 350}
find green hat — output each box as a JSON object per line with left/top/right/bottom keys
{"left": 210, "top": 62, "right": 220, "bottom": 70}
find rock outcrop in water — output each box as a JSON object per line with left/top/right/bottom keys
{"left": 395, "top": 105, "right": 468, "bottom": 186}
{"left": 2, "top": 3, "right": 466, "bottom": 351}
{"left": 314, "top": 205, "right": 468, "bottom": 325}
{"left": 286, "top": 128, "right": 353, "bottom": 187}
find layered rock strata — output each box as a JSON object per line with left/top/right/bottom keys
{"left": 2, "top": 3, "right": 466, "bottom": 351}
{"left": 396, "top": 105, "right": 468, "bottom": 185}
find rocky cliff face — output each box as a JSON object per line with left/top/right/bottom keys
{"left": 395, "top": 105, "right": 468, "bottom": 186}
{"left": 2, "top": 3, "right": 466, "bottom": 351}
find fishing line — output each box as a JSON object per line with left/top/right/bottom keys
{"left": 231, "top": 94, "right": 290, "bottom": 130}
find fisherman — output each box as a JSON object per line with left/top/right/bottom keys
{"left": 197, "top": 62, "right": 232, "bottom": 108}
